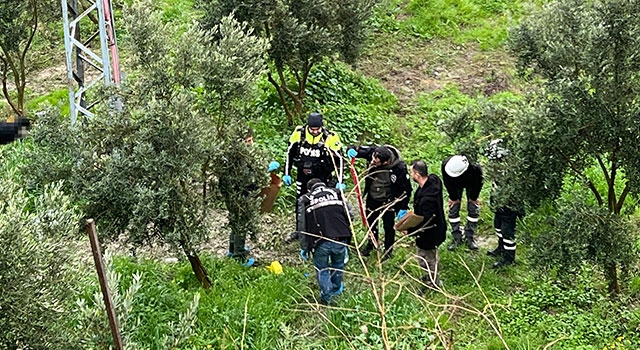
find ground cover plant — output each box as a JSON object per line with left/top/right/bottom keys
{"left": 1, "top": 0, "right": 639, "bottom": 348}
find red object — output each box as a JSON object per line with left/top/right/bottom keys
{"left": 350, "top": 157, "right": 379, "bottom": 248}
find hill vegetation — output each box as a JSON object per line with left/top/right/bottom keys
{"left": 0, "top": 0, "right": 639, "bottom": 349}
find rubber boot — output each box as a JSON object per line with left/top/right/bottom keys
{"left": 487, "top": 238, "right": 504, "bottom": 257}
{"left": 493, "top": 249, "right": 515, "bottom": 269}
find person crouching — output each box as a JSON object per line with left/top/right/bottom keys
{"left": 300, "top": 179, "right": 352, "bottom": 305}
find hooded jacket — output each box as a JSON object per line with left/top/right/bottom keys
{"left": 347, "top": 145, "right": 412, "bottom": 211}
{"left": 441, "top": 156, "right": 483, "bottom": 201}
{"left": 409, "top": 174, "right": 446, "bottom": 250}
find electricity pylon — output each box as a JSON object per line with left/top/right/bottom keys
{"left": 62, "top": 0, "right": 121, "bottom": 125}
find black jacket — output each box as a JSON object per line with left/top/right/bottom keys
{"left": 409, "top": 174, "right": 446, "bottom": 250}
{"left": 441, "top": 156, "right": 483, "bottom": 201}
{"left": 348, "top": 145, "right": 412, "bottom": 211}
{"left": 301, "top": 184, "right": 352, "bottom": 251}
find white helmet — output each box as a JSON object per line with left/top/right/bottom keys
{"left": 444, "top": 155, "right": 469, "bottom": 178}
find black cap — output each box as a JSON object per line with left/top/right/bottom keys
{"left": 307, "top": 112, "right": 323, "bottom": 127}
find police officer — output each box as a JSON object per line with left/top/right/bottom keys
{"left": 442, "top": 155, "right": 484, "bottom": 250}
{"left": 300, "top": 180, "right": 353, "bottom": 305}
{"left": 283, "top": 112, "right": 344, "bottom": 241}
{"left": 347, "top": 145, "right": 412, "bottom": 260}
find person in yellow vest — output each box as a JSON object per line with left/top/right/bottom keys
{"left": 283, "top": 112, "right": 344, "bottom": 242}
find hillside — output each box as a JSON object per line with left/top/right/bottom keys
{"left": 1, "top": 0, "right": 639, "bottom": 349}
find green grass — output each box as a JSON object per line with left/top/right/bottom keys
{"left": 373, "top": 0, "right": 543, "bottom": 50}
{"left": 24, "top": 88, "right": 70, "bottom": 117}
{"left": 76, "top": 236, "right": 640, "bottom": 349}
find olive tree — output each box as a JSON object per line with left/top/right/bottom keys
{"left": 0, "top": 179, "right": 86, "bottom": 348}
{"left": 22, "top": 1, "right": 268, "bottom": 288}
{"left": 0, "top": 0, "right": 57, "bottom": 116}
{"left": 197, "top": 0, "right": 377, "bottom": 125}
{"left": 508, "top": 0, "right": 640, "bottom": 293}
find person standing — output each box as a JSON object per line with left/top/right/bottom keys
{"left": 219, "top": 129, "right": 279, "bottom": 266}
{"left": 441, "top": 154, "right": 483, "bottom": 251}
{"left": 406, "top": 160, "right": 446, "bottom": 289}
{"left": 485, "top": 139, "right": 524, "bottom": 268}
{"left": 347, "top": 145, "right": 412, "bottom": 260}
{"left": 299, "top": 180, "right": 352, "bottom": 305}
{"left": 283, "top": 112, "right": 344, "bottom": 242}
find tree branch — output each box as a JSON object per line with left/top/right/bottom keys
{"left": 0, "top": 46, "right": 21, "bottom": 116}
{"left": 558, "top": 149, "right": 604, "bottom": 206}
{"left": 615, "top": 182, "right": 631, "bottom": 215}
{"left": 266, "top": 71, "right": 293, "bottom": 124}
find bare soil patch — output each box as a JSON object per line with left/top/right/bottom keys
{"left": 357, "top": 32, "right": 516, "bottom": 114}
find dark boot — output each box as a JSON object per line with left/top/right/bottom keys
{"left": 466, "top": 237, "right": 479, "bottom": 250}
{"left": 487, "top": 238, "right": 504, "bottom": 257}
{"left": 493, "top": 250, "right": 515, "bottom": 269}
{"left": 360, "top": 242, "right": 374, "bottom": 257}
{"left": 447, "top": 238, "right": 463, "bottom": 251}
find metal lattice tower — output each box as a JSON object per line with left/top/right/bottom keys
{"left": 62, "top": 0, "right": 121, "bottom": 125}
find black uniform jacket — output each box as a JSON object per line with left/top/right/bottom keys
{"left": 301, "top": 185, "right": 352, "bottom": 251}
{"left": 348, "top": 145, "right": 412, "bottom": 211}
{"left": 409, "top": 174, "right": 446, "bottom": 250}
{"left": 441, "top": 156, "right": 484, "bottom": 201}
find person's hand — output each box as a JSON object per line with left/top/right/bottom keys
{"left": 469, "top": 199, "right": 480, "bottom": 206}
{"left": 335, "top": 182, "right": 346, "bottom": 190}
{"left": 448, "top": 199, "right": 460, "bottom": 208}
{"left": 283, "top": 175, "right": 292, "bottom": 186}
{"left": 396, "top": 209, "right": 408, "bottom": 220}
{"left": 300, "top": 249, "right": 309, "bottom": 261}
{"left": 267, "top": 161, "right": 280, "bottom": 172}
{"left": 347, "top": 148, "right": 358, "bottom": 160}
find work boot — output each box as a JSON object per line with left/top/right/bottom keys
{"left": 487, "top": 245, "right": 504, "bottom": 257}
{"left": 493, "top": 250, "right": 515, "bottom": 269}
{"left": 360, "top": 242, "right": 374, "bottom": 257}
{"left": 448, "top": 238, "right": 463, "bottom": 251}
{"left": 492, "top": 258, "right": 514, "bottom": 269}
{"left": 381, "top": 250, "right": 393, "bottom": 261}
{"left": 466, "top": 237, "right": 479, "bottom": 250}
{"left": 360, "top": 246, "right": 372, "bottom": 257}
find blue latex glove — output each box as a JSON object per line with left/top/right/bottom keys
{"left": 335, "top": 182, "right": 346, "bottom": 190}
{"left": 347, "top": 148, "right": 358, "bottom": 160}
{"left": 283, "top": 175, "right": 292, "bottom": 186}
{"left": 300, "top": 249, "right": 309, "bottom": 261}
{"left": 267, "top": 161, "right": 280, "bottom": 172}
{"left": 397, "top": 209, "right": 408, "bottom": 220}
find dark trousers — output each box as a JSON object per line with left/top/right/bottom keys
{"left": 494, "top": 208, "right": 517, "bottom": 262}
{"left": 365, "top": 198, "right": 396, "bottom": 255}
{"left": 448, "top": 195, "right": 480, "bottom": 240}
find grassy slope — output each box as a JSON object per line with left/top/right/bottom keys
{"left": 9, "top": 0, "right": 639, "bottom": 348}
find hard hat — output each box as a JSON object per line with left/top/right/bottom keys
{"left": 444, "top": 155, "right": 469, "bottom": 178}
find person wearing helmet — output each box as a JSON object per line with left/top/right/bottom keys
{"left": 441, "top": 154, "right": 484, "bottom": 250}
{"left": 282, "top": 112, "right": 344, "bottom": 242}
{"left": 485, "top": 139, "right": 524, "bottom": 268}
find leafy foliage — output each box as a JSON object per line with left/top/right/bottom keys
{"left": 21, "top": 1, "right": 269, "bottom": 286}
{"left": 196, "top": 0, "right": 378, "bottom": 124}
{"left": 0, "top": 0, "right": 58, "bottom": 116}
{"left": 508, "top": 0, "right": 640, "bottom": 292}
{"left": 0, "top": 178, "right": 86, "bottom": 348}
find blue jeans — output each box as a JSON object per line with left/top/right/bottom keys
{"left": 313, "top": 240, "right": 346, "bottom": 303}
